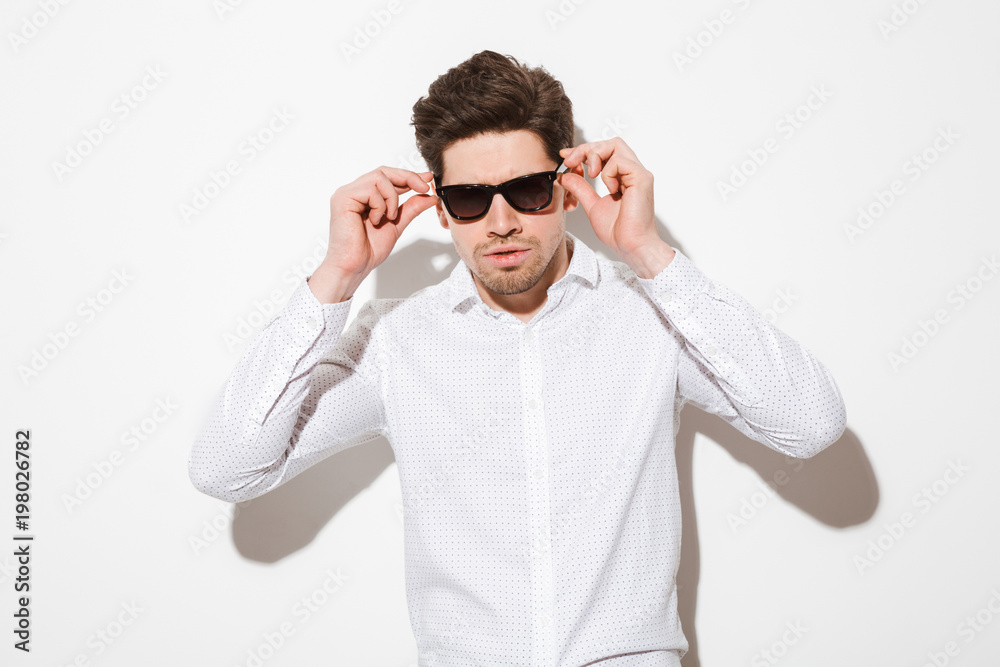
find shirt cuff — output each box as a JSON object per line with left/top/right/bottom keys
{"left": 271, "top": 276, "right": 355, "bottom": 348}
{"left": 633, "top": 246, "right": 711, "bottom": 319}
{"left": 248, "top": 278, "right": 356, "bottom": 425}
{"left": 633, "top": 246, "right": 765, "bottom": 407}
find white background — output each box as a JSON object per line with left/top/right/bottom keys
{"left": 2, "top": 0, "right": 999, "bottom": 665}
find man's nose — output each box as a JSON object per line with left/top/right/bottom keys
{"left": 485, "top": 192, "right": 521, "bottom": 234}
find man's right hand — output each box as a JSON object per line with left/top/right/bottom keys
{"left": 308, "top": 167, "right": 438, "bottom": 304}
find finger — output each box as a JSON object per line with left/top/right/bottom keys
{"left": 373, "top": 166, "right": 434, "bottom": 194}
{"left": 560, "top": 146, "right": 588, "bottom": 175}
{"left": 559, "top": 145, "right": 586, "bottom": 173}
{"left": 367, "top": 189, "right": 388, "bottom": 226}
{"left": 588, "top": 136, "right": 639, "bottom": 163}
{"left": 560, "top": 141, "right": 604, "bottom": 168}
{"left": 605, "top": 136, "right": 638, "bottom": 162}
{"left": 602, "top": 157, "right": 647, "bottom": 194}
{"left": 601, "top": 172, "right": 620, "bottom": 195}
{"left": 394, "top": 169, "right": 434, "bottom": 194}
{"left": 600, "top": 157, "right": 622, "bottom": 194}
{"left": 564, "top": 145, "right": 609, "bottom": 180}
{"left": 373, "top": 173, "right": 400, "bottom": 221}
{"left": 558, "top": 149, "right": 586, "bottom": 178}
{"left": 558, "top": 172, "right": 601, "bottom": 216}
{"left": 394, "top": 193, "right": 438, "bottom": 235}
{"left": 566, "top": 138, "right": 639, "bottom": 179}
{"left": 587, "top": 151, "right": 605, "bottom": 180}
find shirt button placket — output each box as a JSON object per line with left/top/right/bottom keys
{"left": 521, "top": 324, "right": 555, "bottom": 667}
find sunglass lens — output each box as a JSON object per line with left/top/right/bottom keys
{"left": 508, "top": 176, "right": 552, "bottom": 210}
{"left": 447, "top": 187, "right": 490, "bottom": 218}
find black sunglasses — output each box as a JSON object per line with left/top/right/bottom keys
{"left": 435, "top": 162, "right": 571, "bottom": 221}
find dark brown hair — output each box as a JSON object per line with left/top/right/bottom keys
{"left": 410, "top": 50, "right": 574, "bottom": 182}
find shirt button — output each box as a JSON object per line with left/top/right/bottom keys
{"left": 705, "top": 345, "right": 718, "bottom": 357}
{"left": 658, "top": 289, "right": 673, "bottom": 302}
{"left": 538, "top": 613, "right": 551, "bottom": 628}
{"left": 533, "top": 468, "right": 544, "bottom": 480}
{"left": 306, "top": 316, "right": 320, "bottom": 331}
{"left": 528, "top": 398, "right": 540, "bottom": 410}
{"left": 524, "top": 327, "right": 535, "bottom": 343}
{"left": 270, "top": 378, "right": 284, "bottom": 393}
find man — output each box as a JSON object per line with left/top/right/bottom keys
{"left": 189, "top": 50, "right": 847, "bottom": 667}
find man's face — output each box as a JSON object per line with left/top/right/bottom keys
{"left": 435, "top": 129, "right": 577, "bottom": 297}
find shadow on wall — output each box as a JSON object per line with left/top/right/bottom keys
{"left": 229, "top": 131, "right": 878, "bottom": 667}
{"left": 673, "top": 415, "right": 874, "bottom": 667}
{"left": 230, "top": 235, "right": 461, "bottom": 563}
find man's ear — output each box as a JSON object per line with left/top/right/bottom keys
{"left": 561, "top": 182, "right": 579, "bottom": 213}
{"left": 435, "top": 197, "right": 449, "bottom": 229}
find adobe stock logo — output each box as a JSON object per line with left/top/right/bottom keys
{"left": 843, "top": 126, "right": 959, "bottom": 244}
{"left": 61, "top": 397, "right": 179, "bottom": 513}
{"left": 726, "top": 455, "right": 805, "bottom": 534}
{"left": 715, "top": 84, "right": 832, "bottom": 202}
{"left": 7, "top": 0, "right": 74, "bottom": 53}
{"left": 58, "top": 600, "right": 145, "bottom": 665}
{"left": 17, "top": 268, "right": 135, "bottom": 385}
{"left": 214, "top": 0, "right": 249, "bottom": 20}
{"left": 544, "top": 0, "right": 591, "bottom": 31}
{"left": 916, "top": 588, "right": 1000, "bottom": 667}
{"left": 178, "top": 107, "right": 294, "bottom": 224}
{"left": 51, "top": 65, "right": 168, "bottom": 183}
{"left": 750, "top": 619, "right": 808, "bottom": 667}
{"left": 877, "top": 0, "right": 932, "bottom": 39}
{"left": 760, "top": 287, "right": 797, "bottom": 325}
{"left": 672, "top": 0, "right": 757, "bottom": 73}
{"left": 231, "top": 567, "right": 350, "bottom": 667}
{"left": 852, "top": 459, "right": 969, "bottom": 575}
{"left": 886, "top": 254, "right": 997, "bottom": 372}
{"left": 338, "top": 0, "right": 407, "bottom": 63}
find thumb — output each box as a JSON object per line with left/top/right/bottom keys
{"left": 395, "top": 193, "right": 437, "bottom": 230}
{"left": 560, "top": 172, "right": 600, "bottom": 216}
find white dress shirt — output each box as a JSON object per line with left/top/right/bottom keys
{"left": 189, "top": 231, "right": 847, "bottom": 667}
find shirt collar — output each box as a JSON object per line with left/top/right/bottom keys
{"left": 444, "top": 230, "right": 599, "bottom": 311}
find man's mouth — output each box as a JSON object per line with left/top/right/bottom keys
{"left": 484, "top": 247, "right": 531, "bottom": 266}
{"left": 487, "top": 245, "right": 531, "bottom": 255}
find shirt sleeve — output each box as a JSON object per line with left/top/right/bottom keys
{"left": 188, "top": 277, "right": 388, "bottom": 503}
{"left": 635, "top": 246, "right": 847, "bottom": 459}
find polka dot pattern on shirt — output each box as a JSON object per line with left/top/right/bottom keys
{"left": 189, "top": 231, "right": 847, "bottom": 667}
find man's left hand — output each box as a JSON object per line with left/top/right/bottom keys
{"left": 558, "top": 137, "right": 675, "bottom": 278}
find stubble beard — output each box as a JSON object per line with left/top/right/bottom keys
{"left": 472, "top": 240, "right": 555, "bottom": 296}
